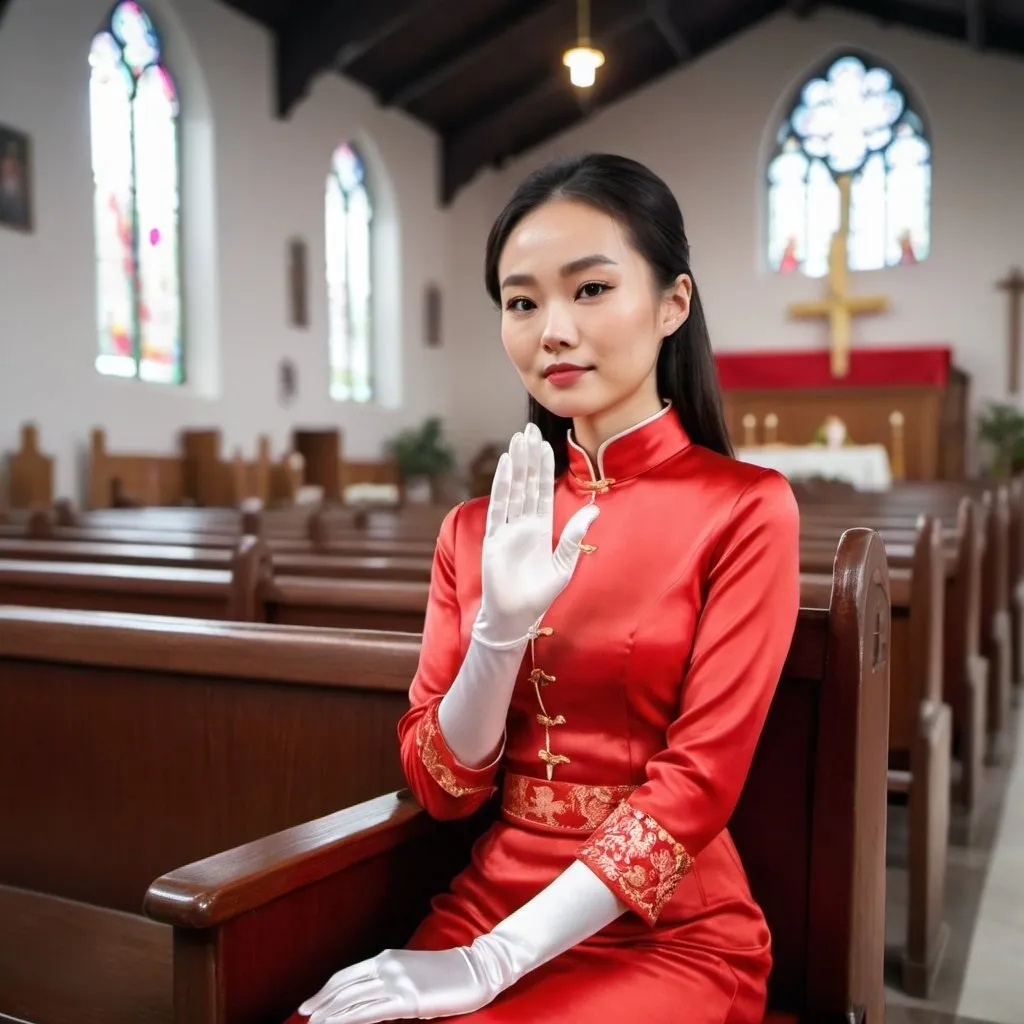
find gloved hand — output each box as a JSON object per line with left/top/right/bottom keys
{"left": 473, "top": 422, "right": 600, "bottom": 648}
{"left": 295, "top": 860, "right": 626, "bottom": 1023}
{"left": 436, "top": 423, "right": 599, "bottom": 767}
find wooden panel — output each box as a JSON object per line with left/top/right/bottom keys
{"left": 6, "top": 423, "right": 53, "bottom": 509}
{"left": 0, "top": 612, "right": 419, "bottom": 917}
{"left": 0, "top": 885, "right": 171, "bottom": 1024}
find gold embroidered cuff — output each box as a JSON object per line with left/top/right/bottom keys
{"left": 577, "top": 802, "right": 692, "bottom": 925}
{"left": 415, "top": 700, "right": 499, "bottom": 800}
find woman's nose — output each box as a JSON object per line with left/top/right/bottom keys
{"left": 540, "top": 304, "right": 578, "bottom": 351}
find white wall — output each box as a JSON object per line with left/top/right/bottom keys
{"left": 444, "top": 7, "right": 1024, "bottom": 462}
{"left": 0, "top": 0, "right": 452, "bottom": 501}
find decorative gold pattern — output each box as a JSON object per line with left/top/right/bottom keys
{"left": 578, "top": 803, "right": 692, "bottom": 925}
{"left": 416, "top": 701, "right": 496, "bottom": 799}
{"left": 579, "top": 543, "right": 598, "bottom": 554}
{"left": 502, "top": 773, "right": 637, "bottom": 833}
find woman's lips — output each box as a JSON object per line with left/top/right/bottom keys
{"left": 544, "top": 367, "right": 592, "bottom": 388}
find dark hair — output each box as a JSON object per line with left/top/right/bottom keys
{"left": 484, "top": 153, "right": 733, "bottom": 473}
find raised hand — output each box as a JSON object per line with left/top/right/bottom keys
{"left": 473, "top": 422, "right": 599, "bottom": 647}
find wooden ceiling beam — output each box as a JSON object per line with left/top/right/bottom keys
{"left": 786, "top": 0, "right": 822, "bottom": 17}
{"left": 275, "top": 0, "right": 435, "bottom": 117}
{"left": 646, "top": 0, "right": 691, "bottom": 60}
{"left": 382, "top": 0, "right": 560, "bottom": 108}
{"left": 441, "top": 7, "right": 650, "bottom": 205}
{"left": 966, "top": 0, "right": 986, "bottom": 49}
{"left": 833, "top": 0, "right": 1024, "bottom": 55}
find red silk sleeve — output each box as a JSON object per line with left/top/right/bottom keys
{"left": 577, "top": 470, "right": 801, "bottom": 924}
{"left": 397, "top": 503, "right": 500, "bottom": 820}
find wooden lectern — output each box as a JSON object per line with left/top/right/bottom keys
{"left": 716, "top": 346, "right": 969, "bottom": 479}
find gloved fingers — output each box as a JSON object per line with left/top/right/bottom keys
{"left": 505, "top": 432, "right": 528, "bottom": 521}
{"left": 299, "top": 960, "right": 379, "bottom": 1018}
{"left": 552, "top": 503, "right": 601, "bottom": 574}
{"left": 484, "top": 452, "right": 511, "bottom": 539}
{"left": 522, "top": 423, "right": 543, "bottom": 517}
{"left": 536, "top": 442, "right": 555, "bottom": 520}
{"left": 319, "top": 993, "right": 392, "bottom": 1024}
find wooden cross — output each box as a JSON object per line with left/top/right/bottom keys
{"left": 999, "top": 266, "right": 1024, "bottom": 394}
{"left": 787, "top": 175, "right": 891, "bottom": 377}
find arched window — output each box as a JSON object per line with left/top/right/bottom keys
{"left": 766, "top": 53, "right": 931, "bottom": 278}
{"left": 326, "top": 142, "right": 374, "bottom": 403}
{"left": 90, "top": 1, "right": 183, "bottom": 383}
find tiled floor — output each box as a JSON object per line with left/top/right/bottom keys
{"left": 884, "top": 704, "right": 1024, "bottom": 1024}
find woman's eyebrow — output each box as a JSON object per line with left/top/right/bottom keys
{"left": 501, "top": 254, "right": 618, "bottom": 290}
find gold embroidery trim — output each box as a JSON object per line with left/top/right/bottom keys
{"left": 501, "top": 773, "right": 637, "bottom": 833}
{"left": 578, "top": 803, "right": 692, "bottom": 925}
{"left": 416, "top": 702, "right": 495, "bottom": 799}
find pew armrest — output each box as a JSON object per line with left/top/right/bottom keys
{"left": 143, "top": 790, "right": 487, "bottom": 1024}
{"left": 144, "top": 789, "right": 430, "bottom": 930}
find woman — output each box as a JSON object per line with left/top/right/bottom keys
{"left": 293, "top": 153, "right": 801, "bottom": 1023}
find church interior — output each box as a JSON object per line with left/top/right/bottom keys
{"left": 1, "top": 0, "right": 1023, "bottom": 1021}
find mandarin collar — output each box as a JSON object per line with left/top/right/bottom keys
{"left": 566, "top": 402, "right": 690, "bottom": 487}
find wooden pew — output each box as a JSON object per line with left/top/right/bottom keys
{"left": 0, "top": 609, "right": 419, "bottom": 1024}
{"left": 0, "top": 537, "right": 271, "bottom": 622}
{"left": 0, "top": 505, "right": 442, "bottom": 556}
{"left": 261, "top": 577, "right": 430, "bottom": 631}
{"left": 796, "top": 484, "right": 1012, "bottom": 759}
{"left": 802, "top": 500, "right": 986, "bottom": 822}
{"left": 143, "top": 528, "right": 891, "bottom": 1024}
{"left": 0, "top": 538, "right": 434, "bottom": 632}
{"left": 0, "top": 537, "right": 433, "bottom": 582}
{"left": 803, "top": 516, "right": 951, "bottom": 997}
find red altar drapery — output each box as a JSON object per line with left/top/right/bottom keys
{"left": 714, "top": 346, "right": 952, "bottom": 389}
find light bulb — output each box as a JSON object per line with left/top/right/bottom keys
{"left": 562, "top": 45, "right": 604, "bottom": 88}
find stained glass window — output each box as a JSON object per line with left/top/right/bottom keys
{"left": 326, "top": 142, "right": 374, "bottom": 403}
{"left": 767, "top": 54, "right": 931, "bottom": 277}
{"left": 90, "top": 1, "right": 183, "bottom": 383}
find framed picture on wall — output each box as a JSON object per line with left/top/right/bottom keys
{"left": 0, "top": 123, "right": 32, "bottom": 233}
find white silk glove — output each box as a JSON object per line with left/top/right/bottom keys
{"left": 473, "top": 422, "right": 600, "bottom": 648}
{"left": 296, "top": 860, "right": 626, "bottom": 1023}
{"left": 435, "top": 422, "right": 599, "bottom": 769}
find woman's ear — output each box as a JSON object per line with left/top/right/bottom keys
{"left": 660, "top": 273, "right": 693, "bottom": 337}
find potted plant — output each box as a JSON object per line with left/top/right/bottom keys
{"left": 977, "top": 401, "right": 1024, "bottom": 478}
{"left": 386, "top": 417, "right": 456, "bottom": 504}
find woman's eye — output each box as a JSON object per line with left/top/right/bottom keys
{"left": 577, "top": 282, "right": 610, "bottom": 299}
{"left": 505, "top": 297, "right": 535, "bottom": 313}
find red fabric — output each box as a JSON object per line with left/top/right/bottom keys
{"left": 715, "top": 345, "right": 952, "bottom": 389}
{"left": 287, "top": 407, "right": 802, "bottom": 1023}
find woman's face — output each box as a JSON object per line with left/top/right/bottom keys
{"left": 497, "top": 198, "right": 691, "bottom": 426}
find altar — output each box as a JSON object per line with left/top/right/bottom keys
{"left": 735, "top": 442, "right": 893, "bottom": 490}
{"left": 715, "top": 345, "right": 969, "bottom": 479}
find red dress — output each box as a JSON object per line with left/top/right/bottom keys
{"left": 298, "top": 405, "right": 801, "bottom": 1023}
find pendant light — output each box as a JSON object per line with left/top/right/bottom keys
{"left": 562, "top": 0, "right": 605, "bottom": 88}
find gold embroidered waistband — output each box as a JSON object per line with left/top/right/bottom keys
{"left": 501, "top": 773, "right": 637, "bottom": 834}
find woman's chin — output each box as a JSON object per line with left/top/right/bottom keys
{"left": 529, "top": 377, "right": 606, "bottom": 420}
{"left": 536, "top": 393, "right": 602, "bottom": 420}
